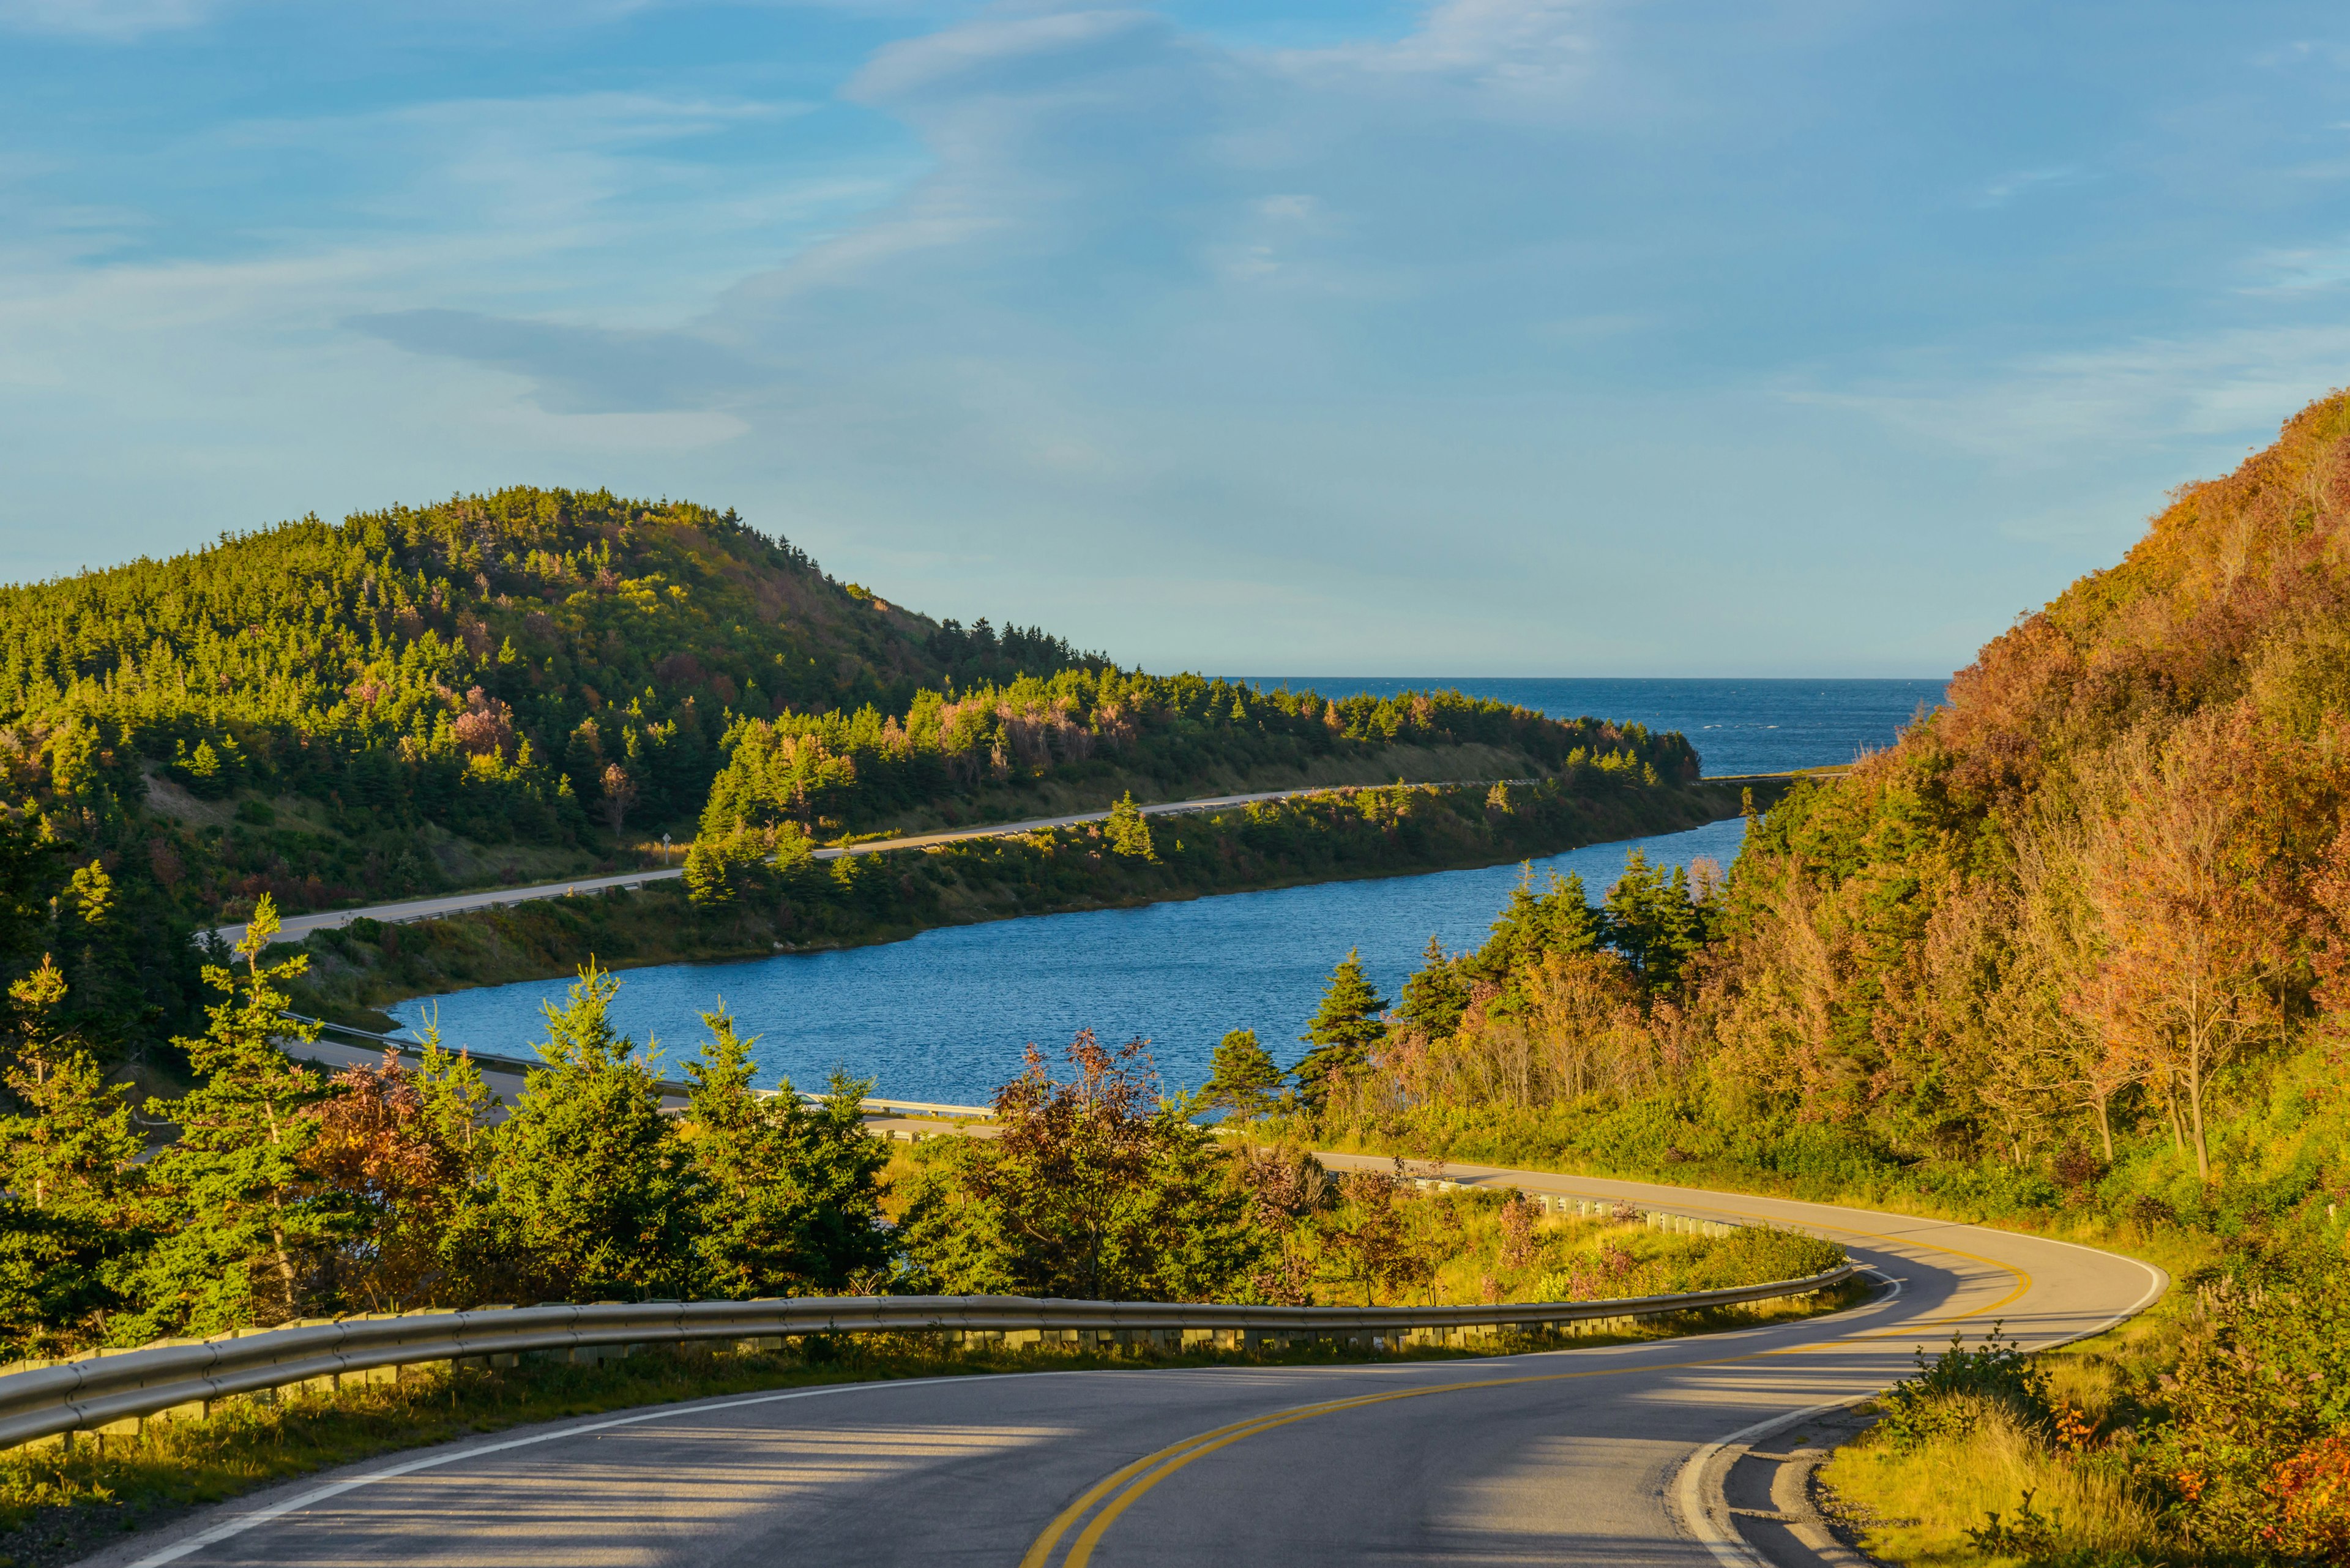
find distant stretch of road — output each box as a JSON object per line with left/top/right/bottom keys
{"left": 209, "top": 783, "right": 1469, "bottom": 948}
{"left": 89, "top": 1161, "right": 2162, "bottom": 1568}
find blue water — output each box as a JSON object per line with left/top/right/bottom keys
{"left": 1248, "top": 677, "right": 1945, "bottom": 777}
{"left": 392, "top": 678, "right": 1944, "bottom": 1102}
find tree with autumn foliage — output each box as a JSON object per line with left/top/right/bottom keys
{"left": 2074, "top": 713, "right": 2316, "bottom": 1182}
{"left": 302, "top": 1023, "right": 497, "bottom": 1312}
{"left": 897, "top": 1031, "right": 1263, "bottom": 1301}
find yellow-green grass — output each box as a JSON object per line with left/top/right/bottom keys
{"left": 1819, "top": 1288, "right": 2201, "bottom": 1568}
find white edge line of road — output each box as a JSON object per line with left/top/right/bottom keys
{"left": 118, "top": 1375, "right": 988, "bottom": 1568}
{"left": 1674, "top": 1238, "right": 2170, "bottom": 1567}
{"left": 119, "top": 1211, "right": 2172, "bottom": 1567}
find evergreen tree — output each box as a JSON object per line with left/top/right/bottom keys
{"left": 1398, "top": 935, "right": 1472, "bottom": 1038}
{"left": 1293, "top": 950, "right": 1389, "bottom": 1113}
{"left": 122, "top": 897, "right": 338, "bottom": 1337}
{"left": 1464, "top": 868, "right": 1600, "bottom": 988}
{"left": 681, "top": 1006, "right": 889, "bottom": 1297}
{"left": 487, "top": 963, "right": 698, "bottom": 1300}
{"left": 0, "top": 956, "right": 146, "bottom": 1356}
{"left": 1603, "top": 852, "right": 1707, "bottom": 988}
{"left": 1203, "top": 1028, "right": 1283, "bottom": 1119}
{"left": 1106, "top": 792, "right": 1157, "bottom": 861}
{"left": 0, "top": 956, "right": 142, "bottom": 1215}
{"left": 0, "top": 813, "right": 62, "bottom": 987}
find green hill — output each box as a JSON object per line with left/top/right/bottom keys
{"left": 0, "top": 483, "right": 1717, "bottom": 1060}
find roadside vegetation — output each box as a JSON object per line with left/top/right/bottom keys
{"left": 1218, "top": 392, "right": 2350, "bottom": 1565}
{"left": 0, "top": 897, "right": 1851, "bottom": 1562}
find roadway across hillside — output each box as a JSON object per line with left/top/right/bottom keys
{"left": 211, "top": 771, "right": 1830, "bottom": 948}
{"left": 87, "top": 1163, "right": 2160, "bottom": 1568}
{"left": 207, "top": 782, "right": 1523, "bottom": 948}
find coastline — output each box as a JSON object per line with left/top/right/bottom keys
{"left": 288, "top": 775, "right": 1786, "bottom": 1033}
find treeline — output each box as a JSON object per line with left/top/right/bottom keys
{"left": 698, "top": 673, "right": 1694, "bottom": 839}
{"left": 684, "top": 775, "right": 1724, "bottom": 939}
{"left": 0, "top": 903, "right": 894, "bottom": 1357}
{"left": 285, "top": 777, "right": 1748, "bottom": 1025}
{"left": 1273, "top": 391, "right": 2350, "bottom": 1566}
{"left": 0, "top": 902, "right": 1830, "bottom": 1361}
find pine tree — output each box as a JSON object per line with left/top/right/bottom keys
{"left": 681, "top": 1004, "right": 888, "bottom": 1297}
{"left": 122, "top": 896, "right": 338, "bottom": 1337}
{"left": 1203, "top": 1028, "right": 1283, "bottom": 1119}
{"left": 487, "top": 963, "right": 698, "bottom": 1300}
{"left": 1106, "top": 792, "right": 1157, "bottom": 861}
{"left": 1398, "top": 936, "right": 1471, "bottom": 1039}
{"left": 1293, "top": 950, "right": 1389, "bottom": 1113}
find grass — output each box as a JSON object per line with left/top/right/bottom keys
{"left": 0, "top": 1279, "right": 1873, "bottom": 1567}
{"left": 1818, "top": 1288, "right": 2205, "bottom": 1568}
{"left": 1822, "top": 1396, "right": 2165, "bottom": 1568}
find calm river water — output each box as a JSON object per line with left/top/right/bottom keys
{"left": 391, "top": 678, "right": 1942, "bottom": 1101}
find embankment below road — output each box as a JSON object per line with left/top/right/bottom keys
{"left": 288, "top": 775, "right": 1778, "bottom": 1032}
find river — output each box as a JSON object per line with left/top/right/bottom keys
{"left": 391, "top": 677, "right": 1941, "bottom": 1100}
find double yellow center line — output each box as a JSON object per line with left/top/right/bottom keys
{"left": 1021, "top": 1205, "right": 2035, "bottom": 1567}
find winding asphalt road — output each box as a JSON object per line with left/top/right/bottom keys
{"left": 84, "top": 1163, "right": 2162, "bottom": 1568}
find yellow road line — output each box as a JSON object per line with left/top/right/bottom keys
{"left": 1028, "top": 1206, "right": 2039, "bottom": 1566}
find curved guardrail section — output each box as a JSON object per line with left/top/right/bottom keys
{"left": 0, "top": 1266, "right": 1853, "bottom": 1452}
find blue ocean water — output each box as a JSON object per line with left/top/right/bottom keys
{"left": 1246, "top": 677, "right": 1945, "bottom": 777}
{"left": 392, "top": 677, "right": 1945, "bottom": 1102}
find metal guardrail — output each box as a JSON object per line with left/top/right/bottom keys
{"left": 0, "top": 1267, "right": 1854, "bottom": 1451}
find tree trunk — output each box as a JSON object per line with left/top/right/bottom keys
{"left": 2187, "top": 1034, "right": 2210, "bottom": 1184}
{"left": 2091, "top": 1091, "right": 2114, "bottom": 1164}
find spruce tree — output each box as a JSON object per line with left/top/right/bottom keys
{"left": 1106, "top": 792, "right": 1157, "bottom": 861}
{"left": 0, "top": 956, "right": 142, "bottom": 1215}
{"left": 682, "top": 1005, "right": 887, "bottom": 1297}
{"left": 1397, "top": 936, "right": 1471, "bottom": 1039}
{"left": 488, "top": 963, "right": 698, "bottom": 1300}
{"left": 1603, "top": 853, "right": 1706, "bottom": 988}
{"left": 0, "top": 957, "right": 146, "bottom": 1356}
{"left": 1293, "top": 950, "right": 1389, "bottom": 1114}
{"left": 123, "top": 897, "right": 338, "bottom": 1337}
{"left": 1203, "top": 1028, "right": 1283, "bottom": 1119}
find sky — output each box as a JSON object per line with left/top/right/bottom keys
{"left": 2, "top": 2, "right": 2348, "bottom": 677}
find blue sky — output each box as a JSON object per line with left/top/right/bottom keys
{"left": 3, "top": 1, "right": 2348, "bottom": 676}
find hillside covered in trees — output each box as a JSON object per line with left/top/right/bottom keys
{"left": 0, "top": 483, "right": 1715, "bottom": 1069}
{"left": 1286, "top": 390, "right": 2350, "bottom": 1566}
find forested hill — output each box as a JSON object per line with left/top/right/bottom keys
{"left": 0, "top": 483, "right": 1708, "bottom": 1061}
{"left": 1319, "top": 389, "right": 2350, "bottom": 1192}
{"left": 1701, "top": 388, "right": 2350, "bottom": 1180}
{"left": 0, "top": 486, "right": 1094, "bottom": 829}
